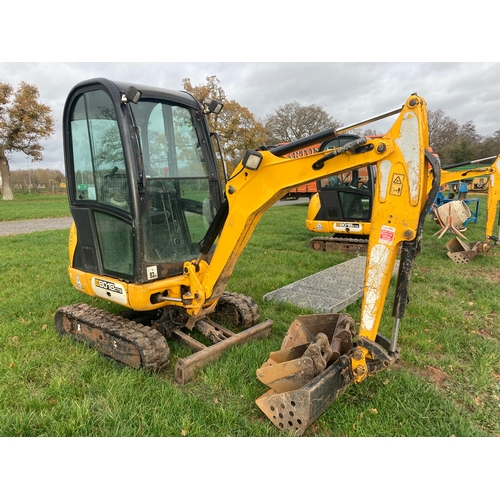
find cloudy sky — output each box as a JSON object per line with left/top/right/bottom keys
{"left": 3, "top": 61, "right": 500, "bottom": 175}
{"left": 3, "top": 2, "right": 498, "bottom": 176}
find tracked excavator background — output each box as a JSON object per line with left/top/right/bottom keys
{"left": 306, "top": 134, "right": 379, "bottom": 253}
{"left": 54, "top": 79, "right": 438, "bottom": 434}
{"left": 307, "top": 146, "right": 500, "bottom": 259}
{"left": 431, "top": 155, "right": 500, "bottom": 262}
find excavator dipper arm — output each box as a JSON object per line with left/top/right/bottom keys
{"left": 255, "top": 96, "right": 440, "bottom": 434}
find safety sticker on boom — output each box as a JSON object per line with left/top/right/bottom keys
{"left": 390, "top": 173, "right": 405, "bottom": 196}
{"left": 379, "top": 225, "right": 396, "bottom": 244}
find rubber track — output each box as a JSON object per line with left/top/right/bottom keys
{"left": 54, "top": 302, "right": 170, "bottom": 372}
{"left": 309, "top": 237, "right": 368, "bottom": 252}
{"left": 214, "top": 292, "right": 260, "bottom": 329}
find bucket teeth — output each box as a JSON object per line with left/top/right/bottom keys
{"left": 256, "top": 345, "right": 316, "bottom": 393}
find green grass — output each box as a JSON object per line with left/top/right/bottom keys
{"left": 0, "top": 193, "right": 70, "bottom": 221}
{"left": 1, "top": 196, "right": 499, "bottom": 437}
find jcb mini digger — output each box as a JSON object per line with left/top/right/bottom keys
{"left": 55, "top": 78, "right": 439, "bottom": 434}
{"left": 306, "top": 143, "right": 500, "bottom": 260}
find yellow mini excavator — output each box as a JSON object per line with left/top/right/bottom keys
{"left": 305, "top": 133, "right": 378, "bottom": 253}
{"left": 432, "top": 156, "right": 500, "bottom": 262}
{"left": 307, "top": 149, "right": 500, "bottom": 257}
{"left": 54, "top": 79, "right": 439, "bottom": 433}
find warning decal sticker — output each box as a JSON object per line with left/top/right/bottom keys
{"left": 147, "top": 266, "right": 159, "bottom": 280}
{"left": 379, "top": 225, "right": 396, "bottom": 244}
{"left": 76, "top": 274, "right": 84, "bottom": 290}
{"left": 390, "top": 173, "right": 405, "bottom": 196}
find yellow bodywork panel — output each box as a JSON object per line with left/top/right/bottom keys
{"left": 305, "top": 192, "right": 373, "bottom": 236}
{"left": 486, "top": 156, "right": 500, "bottom": 239}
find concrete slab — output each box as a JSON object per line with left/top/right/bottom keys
{"left": 263, "top": 256, "right": 399, "bottom": 314}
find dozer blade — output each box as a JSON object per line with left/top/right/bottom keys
{"left": 173, "top": 319, "right": 273, "bottom": 384}
{"left": 445, "top": 237, "right": 489, "bottom": 264}
{"left": 256, "top": 355, "right": 353, "bottom": 435}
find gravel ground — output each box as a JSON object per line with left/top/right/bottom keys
{"left": 0, "top": 217, "right": 73, "bottom": 236}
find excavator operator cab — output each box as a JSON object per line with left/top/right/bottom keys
{"left": 63, "top": 78, "right": 224, "bottom": 285}
{"left": 313, "top": 134, "right": 375, "bottom": 222}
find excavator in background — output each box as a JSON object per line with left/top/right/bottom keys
{"left": 54, "top": 78, "right": 438, "bottom": 435}
{"left": 306, "top": 134, "right": 378, "bottom": 253}
{"left": 432, "top": 156, "right": 500, "bottom": 262}
{"left": 283, "top": 135, "right": 378, "bottom": 203}
{"left": 307, "top": 148, "right": 500, "bottom": 258}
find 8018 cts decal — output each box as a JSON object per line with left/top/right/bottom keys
{"left": 91, "top": 278, "right": 128, "bottom": 306}
{"left": 95, "top": 279, "right": 124, "bottom": 294}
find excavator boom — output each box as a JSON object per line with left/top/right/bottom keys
{"left": 255, "top": 108, "right": 440, "bottom": 433}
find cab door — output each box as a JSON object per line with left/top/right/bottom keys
{"left": 65, "top": 86, "right": 136, "bottom": 281}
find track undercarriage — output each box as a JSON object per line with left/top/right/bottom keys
{"left": 54, "top": 292, "right": 272, "bottom": 384}
{"left": 309, "top": 235, "right": 369, "bottom": 253}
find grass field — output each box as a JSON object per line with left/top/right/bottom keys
{"left": 1, "top": 193, "right": 499, "bottom": 439}
{"left": 0, "top": 193, "right": 70, "bottom": 221}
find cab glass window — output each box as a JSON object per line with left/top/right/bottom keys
{"left": 70, "top": 90, "right": 130, "bottom": 212}
{"left": 131, "top": 101, "right": 216, "bottom": 264}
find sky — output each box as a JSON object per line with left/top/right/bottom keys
{"left": 0, "top": 0, "right": 500, "bottom": 178}
{"left": 3, "top": 61, "right": 500, "bottom": 176}
{"left": 2, "top": 1, "right": 498, "bottom": 177}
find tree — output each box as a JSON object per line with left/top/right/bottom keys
{"left": 182, "top": 76, "right": 266, "bottom": 175}
{"left": 450, "top": 121, "right": 481, "bottom": 163}
{"left": 10, "top": 167, "right": 64, "bottom": 191}
{"left": 428, "top": 108, "right": 460, "bottom": 155}
{"left": 360, "top": 128, "right": 384, "bottom": 137}
{"left": 437, "top": 118, "right": 482, "bottom": 165}
{"left": 478, "top": 130, "right": 500, "bottom": 159}
{"left": 426, "top": 109, "right": 491, "bottom": 165}
{"left": 0, "top": 81, "right": 55, "bottom": 200}
{"left": 265, "top": 101, "right": 342, "bottom": 144}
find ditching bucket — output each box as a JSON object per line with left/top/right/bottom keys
{"left": 445, "top": 237, "right": 489, "bottom": 264}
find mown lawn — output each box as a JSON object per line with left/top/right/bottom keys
{"left": 1, "top": 195, "right": 499, "bottom": 439}
{"left": 0, "top": 193, "right": 70, "bottom": 221}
